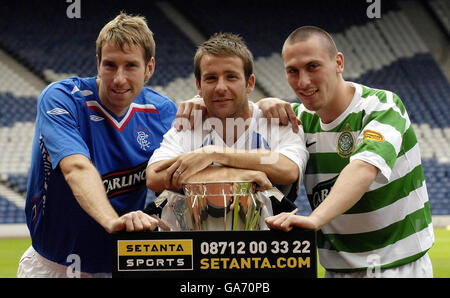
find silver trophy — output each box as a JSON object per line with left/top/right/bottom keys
{"left": 156, "top": 181, "right": 275, "bottom": 231}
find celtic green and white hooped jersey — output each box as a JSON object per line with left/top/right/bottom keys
{"left": 292, "top": 82, "right": 434, "bottom": 272}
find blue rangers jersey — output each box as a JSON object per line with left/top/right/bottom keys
{"left": 25, "top": 77, "right": 176, "bottom": 273}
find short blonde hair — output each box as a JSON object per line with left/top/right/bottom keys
{"left": 194, "top": 32, "right": 254, "bottom": 85}
{"left": 96, "top": 12, "right": 155, "bottom": 64}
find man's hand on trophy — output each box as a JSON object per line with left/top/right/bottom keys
{"left": 174, "top": 95, "right": 206, "bottom": 131}
{"left": 194, "top": 167, "right": 272, "bottom": 191}
{"left": 241, "top": 170, "right": 272, "bottom": 191}
{"left": 153, "top": 150, "right": 214, "bottom": 190}
{"left": 265, "top": 212, "right": 319, "bottom": 232}
{"left": 107, "top": 211, "right": 160, "bottom": 233}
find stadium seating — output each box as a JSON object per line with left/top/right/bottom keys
{"left": 0, "top": 195, "right": 25, "bottom": 224}
{"left": 0, "top": 195, "right": 25, "bottom": 223}
{"left": 0, "top": 0, "right": 448, "bottom": 225}
{"left": 427, "top": 0, "right": 450, "bottom": 38}
{"left": 0, "top": 0, "right": 197, "bottom": 100}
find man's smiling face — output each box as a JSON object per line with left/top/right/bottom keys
{"left": 97, "top": 42, "right": 154, "bottom": 117}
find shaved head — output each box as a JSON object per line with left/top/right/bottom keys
{"left": 283, "top": 26, "right": 338, "bottom": 59}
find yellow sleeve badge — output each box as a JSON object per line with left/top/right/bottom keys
{"left": 363, "top": 130, "right": 384, "bottom": 142}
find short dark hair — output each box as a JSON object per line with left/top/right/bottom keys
{"left": 194, "top": 32, "right": 254, "bottom": 84}
{"left": 283, "top": 26, "right": 337, "bottom": 58}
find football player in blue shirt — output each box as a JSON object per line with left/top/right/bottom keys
{"left": 17, "top": 12, "right": 177, "bottom": 277}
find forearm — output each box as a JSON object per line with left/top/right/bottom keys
{"left": 185, "top": 165, "right": 235, "bottom": 182}
{"left": 309, "top": 160, "right": 379, "bottom": 230}
{"left": 146, "top": 162, "right": 178, "bottom": 192}
{"left": 147, "top": 145, "right": 300, "bottom": 192}
{"left": 147, "top": 162, "right": 272, "bottom": 192}
{"left": 207, "top": 147, "right": 299, "bottom": 184}
{"left": 186, "top": 165, "right": 264, "bottom": 183}
{"left": 60, "top": 154, "right": 119, "bottom": 232}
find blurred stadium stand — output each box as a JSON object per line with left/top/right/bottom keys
{"left": 0, "top": 0, "right": 448, "bottom": 226}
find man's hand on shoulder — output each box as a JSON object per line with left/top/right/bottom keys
{"left": 256, "top": 97, "right": 301, "bottom": 133}
{"left": 174, "top": 95, "right": 206, "bottom": 131}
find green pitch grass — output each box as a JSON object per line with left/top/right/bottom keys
{"left": 0, "top": 237, "right": 30, "bottom": 278}
{"left": 428, "top": 227, "right": 450, "bottom": 278}
{"left": 0, "top": 228, "right": 449, "bottom": 278}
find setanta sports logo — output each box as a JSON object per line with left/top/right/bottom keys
{"left": 117, "top": 240, "right": 193, "bottom": 271}
{"left": 112, "top": 231, "right": 317, "bottom": 278}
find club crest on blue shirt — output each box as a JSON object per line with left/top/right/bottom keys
{"left": 134, "top": 126, "right": 151, "bottom": 151}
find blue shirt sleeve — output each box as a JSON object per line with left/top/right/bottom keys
{"left": 37, "top": 81, "right": 91, "bottom": 169}
{"left": 158, "top": 97, "right": 177, "bottom": 131}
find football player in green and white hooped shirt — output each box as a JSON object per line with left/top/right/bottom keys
{"left": 261, "top": 26, "right": 434, "bottom": 277}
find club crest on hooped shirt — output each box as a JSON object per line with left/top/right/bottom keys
{"left": 337, "top": 123, "right": 355, "bottom": 158}
{"left": 134, "top": 126, "right": 152, "bottom": 151}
